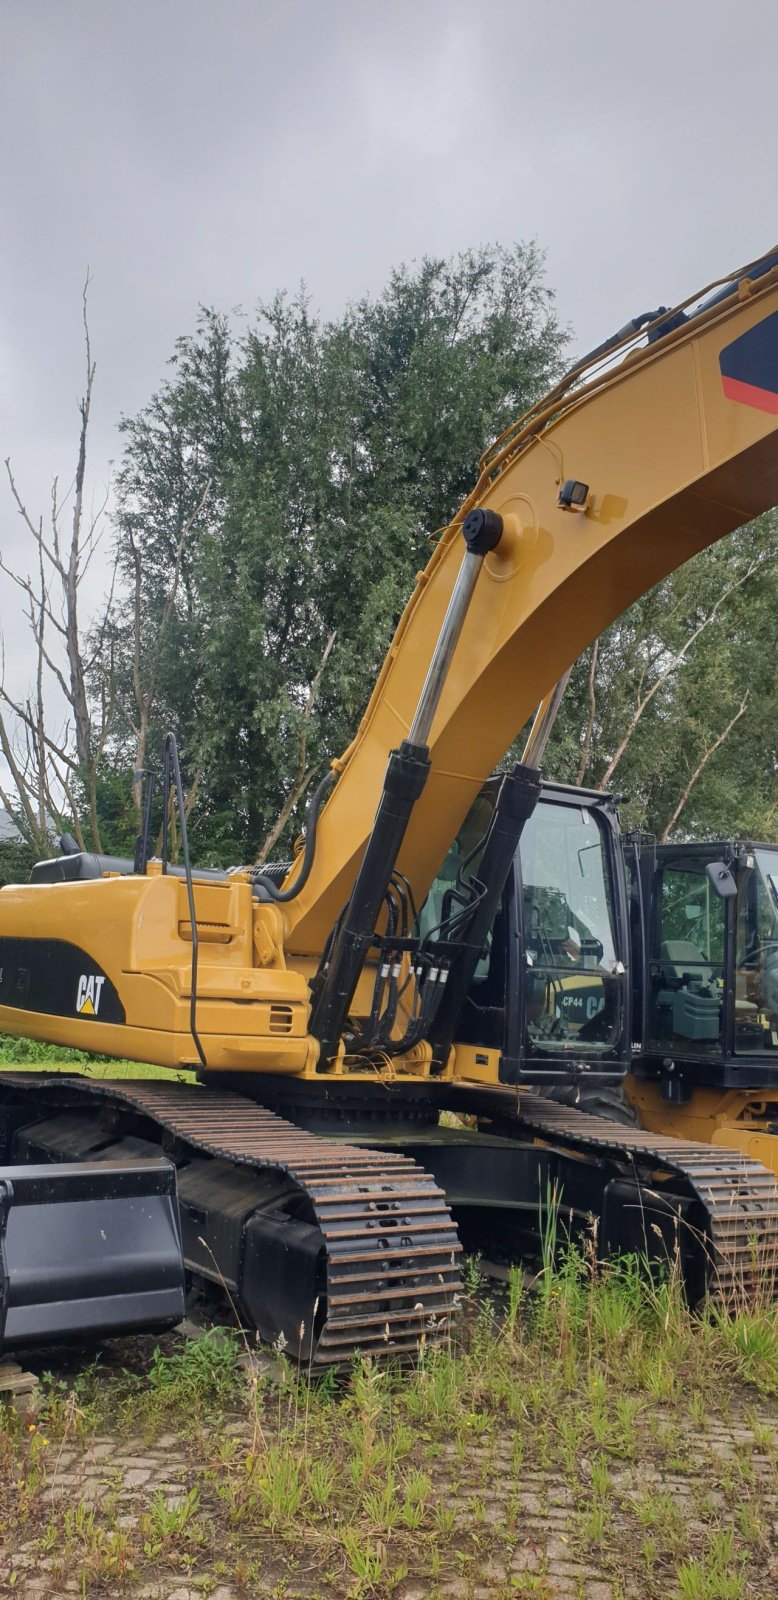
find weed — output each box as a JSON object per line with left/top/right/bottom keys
{"left": 709, "top": 1304, "right": 778, "bottom": 1394}
{"left": 462, "top": 1254, "right": 485, "bottom": 1296}
{"left": 689, "top": 1390, "right": 708, "bottom": 1428}
{"left": 144, "top": 1330, "right": 240, "bottom": 1417}
{"left": 434, "top": 1502, "right": 456, "bottom": 1535}
{"left": 361, "top": 1473, "right": 399, "bottom": 1533}
{"left": 642, "top": 1533, "right": 658, "bottom": 1574}
{"left": 581, "top": 1500, "right": 607, "bottom": 1544}
{"left": 144, "top": 1485, "right": 201, "bottom": 1541}
{"left": 305, "top": 1456, "right": 337, "bottom": 1510}
{"left": 590, "top": 1454, "right": 610, "bottom": 1497}
{"left": 634, "top": 1489, "right": 686, "bottom": 1554}
{"left": 253, "top": 1443, "right": 304, "bottom": 1523}
{"left": 342, "top": 1526, "right": 385, "bottom": 1589}
{"left": 743, "top": 1408, "right": 775, "bottom": 1451}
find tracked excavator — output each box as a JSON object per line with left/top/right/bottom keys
{"left": 2, "top": 246, "right": 778, "bottom": 1364}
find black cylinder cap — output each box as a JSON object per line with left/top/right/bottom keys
{"left": 462, "top": 507, "right": 504, "bottom": 555}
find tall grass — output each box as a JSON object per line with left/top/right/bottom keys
{"left": 9, "top": 1242, "right": 778, "bottom": 1599}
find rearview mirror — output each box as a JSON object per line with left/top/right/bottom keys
{"left": 705, "top": 860, "right": 737, "bottom": 899}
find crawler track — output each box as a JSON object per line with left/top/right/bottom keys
{"left": 0, "top": 1074, "right": 461, "bottom": 1365}
{"left": 514, "top": 1094, "right": 778, "bottom": 1294}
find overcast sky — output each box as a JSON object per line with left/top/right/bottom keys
{"left": 1, "top": 0, "right": 776, "bottom": 698}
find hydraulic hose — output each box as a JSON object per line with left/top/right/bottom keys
{"left": 250, "top": 769, "right": 336, "bottom": 903}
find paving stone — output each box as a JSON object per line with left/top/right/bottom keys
{"left": 80, "top": 1475, "right": 108, "bottom": 1499}
{"left": 545, "top": 1536, "right": 575, "bottom": 1561}
{"left": 83, "top": 1440, "right": 114, "bottom": 1460}
{"left": 516, "top": 1490, "right": 543, "bottom": 1513}
{"left": 123, "top": 1466, "right": 152, "bottom": 1487}
{"left": 511, "top": 1545, "right": 544, "bottom": 1573}
{"left": 481, "top": 1557, "right": 507, "bottom": 1581}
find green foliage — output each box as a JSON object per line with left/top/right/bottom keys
{"left": 0, "top": 836, "right": 37, "bottom": 888}
{"left": 144, "top": 1329, "right": 241, "bottom": 1414}
{"left": 111, "top": 243, "right": 565, "bottom": 863}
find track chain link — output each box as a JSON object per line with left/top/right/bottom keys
{"left": 515, "top": 1094, "right": 778, "bottom": 1294}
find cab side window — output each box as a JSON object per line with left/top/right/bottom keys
{"left": 648, "top": 863, "right": 724, "bottom": 1053}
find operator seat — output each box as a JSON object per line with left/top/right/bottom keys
{"left": 658, "top": 939, "right": 720, "bottom": 1042}
{"left": 660, "top": 939, "right": 712, "bottom": 986}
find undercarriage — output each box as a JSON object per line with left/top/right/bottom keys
{"left": 3, "top": 1071, "right": 776, "bottom": 1363}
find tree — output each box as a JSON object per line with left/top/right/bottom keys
{"left": 0, "top": 278, "right": 117, "bottom": 854}
{"left": 113, "top": 243, "right": 566, "bottom": 864}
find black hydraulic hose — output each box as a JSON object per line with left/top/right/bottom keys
{"left": 162, "top": 733, "right": 207, "bottom": 1072}
{"left": 574, "top": 307, "right": 669, "bottom": 372}
{"left": 251, "top": 770, "right": 336, "bottom": 902}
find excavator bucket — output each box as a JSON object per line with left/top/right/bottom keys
{"left": 0, "top": 1160, "right": 185, "bottom": 1352}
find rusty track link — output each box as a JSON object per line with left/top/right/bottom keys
{"left": 0, "top": 1075, "right": 461, "bottom": 1365}
{"left": 515, "top": 1094, "right": 778, "bottom": 1294}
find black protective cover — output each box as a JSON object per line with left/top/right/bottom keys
{"left": 0, "top": 1159, "right": 185, "bottom": 1349}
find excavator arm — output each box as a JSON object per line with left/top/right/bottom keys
{"left": 283, "top": 250, "right": 778, "bottom": 955}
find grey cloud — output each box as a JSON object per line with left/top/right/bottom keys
{"left": 0, "top": 0, "right": 775, "bottom": 703}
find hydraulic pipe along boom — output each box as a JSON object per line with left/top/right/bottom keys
{"left": 427, "top": 760, "right": 541, "bottom": 1071}
{"left": 309, "top": 509, "right": 504, "bottom": 1066}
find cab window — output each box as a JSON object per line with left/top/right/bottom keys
{"left": 520, "top": 803, "right": 620, "bottom": 1052}
{"left": 647, "top": 861, "right": 724, "bottom": 1054}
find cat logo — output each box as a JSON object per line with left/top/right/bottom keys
{"left": 76, "top": 973, "right": 106, "bottom": 1017}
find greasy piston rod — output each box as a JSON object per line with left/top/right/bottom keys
{"left": 308, "top": 508, "right": 504, "bottom": 1068}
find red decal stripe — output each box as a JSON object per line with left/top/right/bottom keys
{"left": 721, "top": 374, "right": 778, "bottom": 414}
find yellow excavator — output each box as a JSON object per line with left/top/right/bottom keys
{"left": 2, "top": 245, "right": 778, "bottom": 1363}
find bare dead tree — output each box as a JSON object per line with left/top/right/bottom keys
{"left": 0, "top": 274, "right": 115, "bottom": 852}
{"left": 598, "top": 559, "right": 765, "bottom": 786}
{"left": 576, "top": 638, "right": 599, "bottom": 785}
{"left": 659, "top": 693, "right": 749, "bottom": 841}
{"left": 255, "top": 629, "right": 336, "bottom": 865}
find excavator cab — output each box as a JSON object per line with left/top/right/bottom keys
{"left": 446, "top": 782, "right": 631, "bottom": 1084}
{"left": 630, "top": 840, "right": 778, "bottom": 1094}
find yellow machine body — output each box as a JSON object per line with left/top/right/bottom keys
{"left": 627, "top": 1079, "right": 778, "bottom": 1173}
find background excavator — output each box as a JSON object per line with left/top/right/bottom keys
{"left": 626, "top": 833, "right": 778, "bottom": 1167}
{"left": 2, "top": 246, "right": 778, "bottom": 1363}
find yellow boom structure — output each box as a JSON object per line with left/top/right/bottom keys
{"left": 286, "top": 256, "right": 778, "bottom": 953}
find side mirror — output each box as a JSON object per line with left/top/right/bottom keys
{"left": 705, "top": 860, "right": 737, "bottom": 899}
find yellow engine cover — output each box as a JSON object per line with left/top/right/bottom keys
{"left": 0, "top": 870, "right": 318, "bottom": 1073}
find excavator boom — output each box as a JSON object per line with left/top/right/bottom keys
{"left": 284, "top": 251, "right": 778, "bottom": 953}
